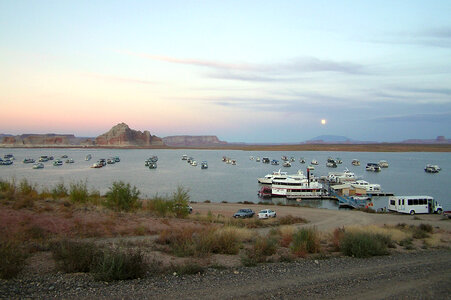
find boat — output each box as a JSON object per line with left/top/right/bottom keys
{"left": 98, "top": 158, "right": 107, "bottom": 166}
{"left": 424, "top": 164, "right": 440, "bottom": 173}
{"left": 281, "top": 155, "right": 288, "bottom": 161}
{"left": 114, "top": 156, "right": 120, "bottom": 162}
{"left": 271, "top": 172, "right": 323, "bottom": 198}
{"left": 258, "top": 169, "right": 306, "bottom": 185}
{"left": 222, "top": 156, "right": 227, "bottom": 162}
{"left": 91, "top": 162, "right": 103, "bottom": 168}
{"left": 4, "top": 154, "right": 15, "bottom": 160}
{"left": 23, "top": 158, "right": 35, "bottom": 164}
{"left": 283, "top": 161, "right": 291, "bottom": 167}
{"left": 258, "top": 170, "right": 289, "bottom": 184}
{"left": 201, "top": 161, "right": 208, "bottom": 169}
{"left": 311, "top": 160, "right": 318, "bottom": 165}
{"left": 145, "top": 156, "right": 158, "bottom": 166}
{"left": 290, "top": 157, "right": 295, "bottom": 162}
{"left": 307, "top": 165, "right": 315, "bottom": 170}
{"left": 85, "top": 154, "right": 92, "bottom": 161}
{"left": 53, "top": 160, "right": 63, "bottom": 166}
{"left": 1, "top": 159, "right": 13, "bottom": 165}
{"left": 32, "top": 162, "right": 44, "bottom": 169}
{"left": 366, "top": 163, "right": 381, "bottom": 172}
{"left": 61, "top": 155, "right": 68, "bottom": 158}
{"left": 271, "top": 159, "right": 279, "bottom": 165}
{"left": 378, "top": 160, "right": 389, "bottom": 168}
{"left": 327, "top": 157, "right": 336, "bottom": 164}
{"left": 182, "top": 155, "right": 188, "bottom": 160}
{"left": 148, "top": 162, "right": 157, "bottom": 169}
{"left": 256, "top": 157, "right": 261, "bottom": 162}
{"left": 191, "top": 160, "right": 198, "bottom": 166}
{"left": 262, "top": 157, "right": 270, "bottom": 164}
{"left": 65, "top": 158, "right": 74, "bottom": 164}
{"left": 326, "top": 161, "right": 337, "bottom": 168}
{"left": 299, "top": 158, "right": 305, "bottom": 163}
{"left": 107, "top": 158, "right": 115, "bottom": 164}
{"left": 249, "top": 156, "right": 254, "bottom": 160}
{"left": 39, "top": 155, "right": 49, "bottom": 162}
{"left": 336, "top": 158, "right": 343, "bottom": 164}
{"left": 231, "top": 160, "right": 237, "bottom": 165}
{"left": 350, "top": 180, "right": 381, "bottom": 192}
{"left": 187, "top": 157, "right": 194, "bottom": 164}
{"left": 351, "top": 159, "right": 360, "bottom": 166}
{"left": 327, "top": 169, "right": 356, "bottom": 183}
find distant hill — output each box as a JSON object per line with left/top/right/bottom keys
{"left": 306, "top": 135, "right": 353, "bottom": 143}
{"left": 401, "top": 136, "right": 451, "bottom": 144}
{"left": 95, "top": 123, "right": 163, "bottom": 147}
{"left": 162, "top": 135, "right": 227, "bottom": 147}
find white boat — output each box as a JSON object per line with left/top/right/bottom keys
{"left": 148, "top": 162, "right": 157, "bottom": 169}
{"left": 258, "top": 170, "right": 289, "bottom": 184}
{"left": 91, "top": 162, "right": 103, "bottom": 168}
{"left": 326, "top": 161, "right": 337, "bottom": 168}
{"left": 378, "top": 160, "right": 389, "bottom": 168}
{"left": 271, "top": 174, "right": 323, "bottom": 197}
{"left": 307, "top": 165, "right": 315, "bottom": 170}
{"left": 65, "top": 158, "right": 74, "bottom": 164}
{"left": 283, "top": 161, "right": 291, "bottom": 167}
{"left": 255, "top": 157, "right": 261, "bottom": 162}
{"left": 23, "top": 158, "right": 35, "bottom": 164}
{"left": 351, "top": 159, "right": 360, "bottom": 166}
{"left": 366, "top": 163, "right": 381, "bottom": 172}
{"left": 201, "top": 161, "right": 208, "bottom": 169}
{"left": 311, "top": 159, "right": 318, "bottom": 165}
{"left": 327, "top": 169, "right": 356, "bottom": 183}
{"left": 424, "top": 164, "right": 440, "bottom": 173}
{"left": 336, "top": 158, "right": 343, "bottom": 164}
{"left": 53, "top": 160, "right": 63, "bottom": 166}
{"left": 262, "top": 157, "right": 270, "bottom": 164}
{"left": 182, "top": 155, "right": 188, "bottom": 160}
{"left": 231, "top": 160, "right": 237, "bottom": 165}
{"left": 290, "top": 157, "right": 295, "bottom": 162}
{"left": 299, "top": 158, "right": 306, "bottom": 163}
{"left": 249, "top": 156, "right": 254, "bottom": 160}
{"left": 191, "top": 160, "right": 198, "bottom": 166}
{"left": 85, "top": 154, "right": 92, "bottom": 161}
{"left": 271, "top": 159, "right": 279, "bottom": 165}
{"left": 32, "top": 162, "right": 44, "bottom": 169}
{"left": 351, "top": 180, "right": 381, "bottom": 192}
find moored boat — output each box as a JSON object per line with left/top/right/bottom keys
{"left": 201, "top": 161, "right": 208, "bottom": 169}
{"left": 85, "top": 154, "right": 92, "bottom": 161}
{"left": 33, "top": 162, "right": 44, "bottom": 169}
{"left": 53, "top": 160, "right": 63, "bottom": 166}
{"left": 23, "top": 158, "right": 35, "bottom": 164}
{"left": 351, "top": 159, "right": 360, "bottom": 166}
{"left": 311, "top": 159, "right": 318, "bottom": 165}
{"left": 366, "top": 163, "right": 381, "bottom": 172}
{"left": 350, "top": 180, "right": 381, "bottom": 192}
{"left": 424, "top": 164, "right": 440, "bottom": 173}
{"left": 271, "top": 159, "right": 279, "bottom": 165}
{"left": 283, "top": 161, "right": 291, "bottom": 167}
{"left": 378, "top": 160, "right": 389, "bottom": 168}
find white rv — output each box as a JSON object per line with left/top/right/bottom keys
{"left": 388, "top": 196, "right": 443, "bottom": 215}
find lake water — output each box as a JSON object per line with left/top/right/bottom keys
{"left": 1, "top": 148, "right": 450, "bottom": 211}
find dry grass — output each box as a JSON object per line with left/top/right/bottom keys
{"left": 345, "top": 225, "right": 410, "bottom": 243}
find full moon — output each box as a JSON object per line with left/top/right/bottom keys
{"left": 321, "top": 119, "right": 327, "bottom": 125}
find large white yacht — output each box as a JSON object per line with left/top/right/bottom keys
{"left": 258, "top": 169, "right": 304, "bottom": 184}
{"left": 271, "top": 174, "right": 323, "bottom": 197}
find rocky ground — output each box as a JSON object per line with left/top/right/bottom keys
{"left": 1, "top": 250, "right": 450, "bottom": 299}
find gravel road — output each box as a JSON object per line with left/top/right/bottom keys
{"left": 1, "top": 249, "right": 450, "bottom": 299}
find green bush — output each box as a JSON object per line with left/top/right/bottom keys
{"left": 241, "top": 236, "right": 277, "bottom": 266}
{"left": 18, "top": 179, "right": 38, "bottom": 196}
{"left": 290, "top": 228, "right": 320, "bottom": 256}
{"left": 340, "top": 232, "right": 391, "bottom": 258}
{"left": 104, "top": 181, "right": 141, "bottom": 212}
{"left": 92, "top": 249, "right": 146, "bottom": 281}
{"left": 50, "top": 239, "right": 100, "bottom": 273}
{"left": 52, "top": 182, "right": 68, "bottom": 200}
{"left": 173, "top": 262, "right": 204, "bottom": 275}
{"left": 69, "top": 181, "right": 89, "bottom": 203}
{"left": 172, "top": 186, "right": 190, "bottom": 218}
{"left": 148, "top": 195, "right": 174, "bottom": 217}
{"left": 0, "top": 241, "right": 29, "bottom": 279}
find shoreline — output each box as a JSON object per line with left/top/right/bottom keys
{"left": 1, "top": 143, "right": 451, "bottom": 152}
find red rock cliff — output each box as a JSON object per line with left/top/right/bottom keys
{"left": 95, "top": 123, "right": 163, "bottom": 146}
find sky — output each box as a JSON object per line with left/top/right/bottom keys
{"left": 0, "top": 0, "right": 450, "bottom": 143}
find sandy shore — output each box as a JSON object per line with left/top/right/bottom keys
{"left": 191, "top": 202, "right": 451, "bottom": 232}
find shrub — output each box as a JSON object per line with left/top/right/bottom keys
{"left": 105, "top": 181, "right": 141, "bottom": 212}
{"left": 419, "top": 223, "right": 433, "bottom": 233}
{"left": 0, "top": 241, "right": 29, "bottom": 279}
{"left": 290, "top": 228, "right": 320, "bottom": 256}
{"left": 242, "top": 236, "right": 278, "bottom": 266}
{"left": 340, "top": 232, "right": 391, "bottom": 258}
{"left": 50, "top": 239, "right": 100, "bottom": 273}
{"left": 331, "top": 227, "right": 345, "bottom": 251}
{"left": 279, "top": 215, "right": 308, "bottom": 225}
{"left": 18, "top": 179, "right": 38, "bottom": 197}
{"left": 52, "top": 182, "right": 68, "bottom": 200}
{"left": 147, "top": 195, "right": 174, "bottom": 217}
{"left": 173, "top": 261, "right": 204, "bottom": 275}
{"left": 69, "top": 181, "right": 89, "bottom": 203}
{"left": 92, "top": 249, "right": 146, "bottom": 281}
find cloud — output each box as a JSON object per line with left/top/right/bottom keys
{"left": 370, "top": 112, "right": 451, "bottom": 123}
{"left": 120, "top": 51, "right": 366, "bottom": 78}
{"left": 370, "top": 27, "right": 451, "bottom": 48}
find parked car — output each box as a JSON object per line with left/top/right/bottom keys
{"left": 174, "top": 204, "right": 193, "bottom": 214}
{"left": 233, "top": 208, "right": 255, "bottom": 218}
{"left": 258, "top": 209, "right": 276, "bottom": 219}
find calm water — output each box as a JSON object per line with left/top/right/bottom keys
{"left": 1, "top": 148, "right": 450, "bottom": 210}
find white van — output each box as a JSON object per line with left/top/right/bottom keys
{"left": 388, "top": 196, "right": 443, "bottom": 215}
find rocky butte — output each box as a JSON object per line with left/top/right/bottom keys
{"left": 95, "top": 123, "right": 163, "bottom": 147}
{"left": 162, "top": 135, "right": 227, "bottom": 147}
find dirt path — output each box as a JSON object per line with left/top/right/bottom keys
{"left": 191, "top": 202, "right": 451, "bottom": 232}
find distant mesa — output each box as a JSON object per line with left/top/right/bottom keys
{"left": 95, "top": 123, "right": 163, "bottom": 146}
{"left": 401, "top": 136, "right": 451, "bottom": 144}
{"left": 0, "top": 133, "right": 94, "bottom": 147}
{"left": 162, "top": 135, "right": 227, "bottom": 147}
